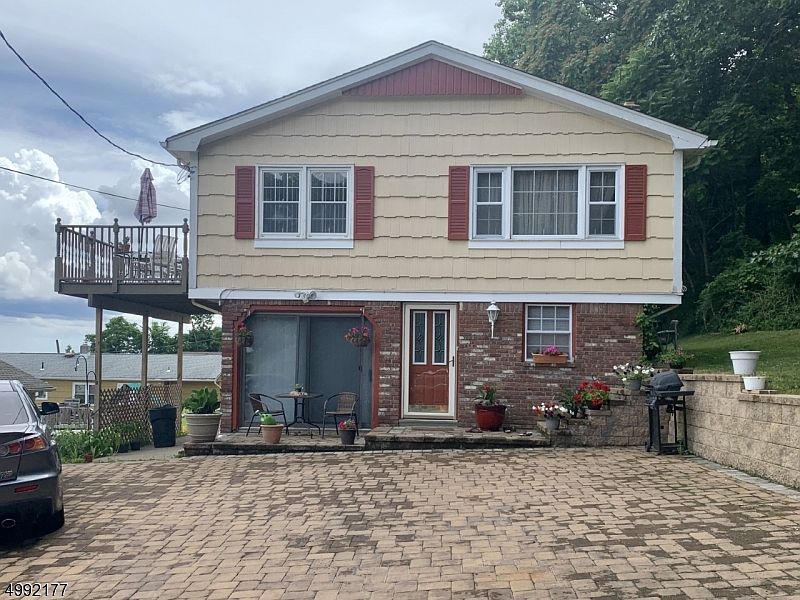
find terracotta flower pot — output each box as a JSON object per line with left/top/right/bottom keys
{"left": 474, "top": 404, "right": 507, "bottom": 431}
{"left": 260, "top": 424, "right": 283, "bottom": 444}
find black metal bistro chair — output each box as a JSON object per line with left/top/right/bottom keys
{"left": 321, "top": 392, "right": 359, "bottom": 438}
{"left": 246, "top": 393, "right": 288, "bottom": 436}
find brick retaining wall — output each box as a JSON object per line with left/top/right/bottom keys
{"left": 684, "top": 374, "right": 800, "bottom": 489}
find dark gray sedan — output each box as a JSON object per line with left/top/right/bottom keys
{"left": 0, "top": 380, "right": 64, "bottom": 536}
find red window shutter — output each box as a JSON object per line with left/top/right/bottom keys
{"left": 448, "top": 166, "right": 470, "bottom": 240}
{"left": 353, "top": 166, "right": 375, "bottom": 240}
{"left": 624, "top": 164, "right": 648, "bottom": 241}
{"left": 234, "top": 166, "right": 256, "bottom": 239}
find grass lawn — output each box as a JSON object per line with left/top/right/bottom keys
{"left": 681, "top": 329, "right": 800, "bottom": 394}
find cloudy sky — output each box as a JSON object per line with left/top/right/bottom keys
{"left": 0, "top": 1, "right": 501, "bottom": 352}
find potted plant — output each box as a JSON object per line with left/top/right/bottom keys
{"left": 474, "top": 383, "right": 508, "bottom": 431}
{"left": 574, "top": 380, "right": 611, "bottom": 411}
{"left": 658, "top": 347, "right": 694, "bottom": 370}
{"left": 291, "top": 383, "right": 304, "bottom": 395}
{"left": 612, "top": 363, "right": 655, "bottom": 391}
{"left": 532, "top": 345, "right": 568, "bottom": 365}
{"left": 729, "top": 351, "right": 761, "bottom": 376}
{"left": 742, "top": 375, "right": 767, "bottom": 391}
{"left": 344, "top": 325, "right": 371, "bottom": 347}
{"left": 236, "top": 323, "right": 253, "bottom": 348}
{"left": 533, "top": 402, "right": 569, "bottom": 431}
{"left": 338, "top": 419, "right": 358, "bottom": 445}
{"left": 129, "top": 422, "right": 145, "bottom": 451}
{"left": 183, "top": 387, "right": 221, "bottom": 443}
{"left": 259, "top": 413, "right": 284, "bottom": 444}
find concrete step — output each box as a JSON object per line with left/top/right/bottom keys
{"left": 398, "top": 418, "right": 459, "bottom": 428}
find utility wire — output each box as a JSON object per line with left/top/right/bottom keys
{"left": 0, "top": 27, "right": 180, "bottom": 170}
{"left": 0, "top": 165, "right": 189, "bottom": 211}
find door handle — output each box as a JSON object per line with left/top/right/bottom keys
{"left": 449, "top": 355, "right": 455, "bottom": 367}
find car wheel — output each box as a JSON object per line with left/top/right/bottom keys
{"left": 40, "top": 509, "right": 65, "bottom": 534}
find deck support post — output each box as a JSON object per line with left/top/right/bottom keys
{"left": 94, "top": 306, "right": 103, "bottom": 431}
{"left": 141, "top": 313, "right": 149, "bottom": 388}
{"left": 177, "top": 319, "right": 184, "bottom": 401}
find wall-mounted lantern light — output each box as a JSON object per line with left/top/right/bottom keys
{"left": 486, "top": 302, "right": 500, "bottom": 339}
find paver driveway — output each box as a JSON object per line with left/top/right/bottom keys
{"left": 1, "top": 449, "right": 800, "bottom": 600}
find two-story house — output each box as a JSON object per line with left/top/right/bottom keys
{"left": 162, "top": 41, "right": 713, "bottom": 433}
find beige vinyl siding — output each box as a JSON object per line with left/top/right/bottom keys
{"left": 196, "top": 95, "right": 676, "bottom": 294}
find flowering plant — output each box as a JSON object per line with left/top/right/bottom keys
{"left": 612, "top": 363, "right": 655, "bottom": 383}
{"left": 542, "top": 345, "right": 563, "bottom": 356}
{"left": 658, "top": 347, "right": 694, "bottom": 368}
{"left": 574, "top": 380, "right": 610, "bottom": 410}
{"left": 338, "top": 419, "right": 357, "bottom": 430}
{"left": 344, "top": 326, "right": 370, "bottom": 346}
{"left": 236, "top": 323, "right": 253, "bottom": 346}
{"left": 476, "top": 383, "right": 500, "bottom": 406}
{"left": 533, "top": 402, "right": 569, "bottom": 419}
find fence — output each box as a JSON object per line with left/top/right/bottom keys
{"left": 96, "top": 384, "right": 182, "bottom": 445}
{"left": 42, "top": 403, "right": 94, "bottom": 431}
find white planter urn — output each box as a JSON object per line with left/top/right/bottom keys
{"left": 185, "top": 413, "right": 221, "bottom": 443}
{"left": 729, "top": 351, "right": 761, "bottom": 376}
{"left": 742, "top": 376, "right": 767, "bottom": 391}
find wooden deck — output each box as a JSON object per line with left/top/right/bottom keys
{"left": 54, "top": 218, "right": 210, "bottom": 319}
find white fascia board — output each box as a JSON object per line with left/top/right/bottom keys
{"left": 163, "top": 41, "right": 711, "bottom": 156}
{"left": 190, "top": 287, "right": 682, "bottom": 305}
{"left": 187, "top": 152, "right": 199, "bottom": 289}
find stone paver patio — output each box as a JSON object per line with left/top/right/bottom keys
{"left": 1, "top": 448, "right": 799, "bottom": 599}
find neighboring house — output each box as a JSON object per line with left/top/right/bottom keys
{"left": 61, "top": 40, "right": 713, "bottom": 432}
{"left": 0, "top": 359, "right": 55, "bottom": 400}
{"left": 0, "top": 353, "right": 221, "bottom": 404}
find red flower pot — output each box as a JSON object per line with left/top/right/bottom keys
{"left": 474, "top": 404, "right": 507, "bottom": 431}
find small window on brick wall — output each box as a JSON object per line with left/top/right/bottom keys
{"left": 525, "top": 304, "right": 572, "bottom": 360}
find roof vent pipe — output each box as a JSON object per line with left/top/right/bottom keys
{"left": 623, "top": 100, "right": 642, "bottom": 111}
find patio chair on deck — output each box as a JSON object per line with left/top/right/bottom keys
{"left": 321, "top": 392, "right": 359, "bottom": 438}
{"left": 246, "top": 393, "right": 288, "bottom": 437}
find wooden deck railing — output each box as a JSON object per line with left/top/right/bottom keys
{"left": 55, "top": 218, "right": 189, "bottom": 287}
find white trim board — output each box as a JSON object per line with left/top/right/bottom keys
{"left": 163, "top": 41, "right": 714, "bottom": 160}
{"left": 193, "top": 288, "right": 682, "bottom": 305}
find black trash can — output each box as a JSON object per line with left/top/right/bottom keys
{"left": 149, "top": 405, "right": 177, "bottom": 448}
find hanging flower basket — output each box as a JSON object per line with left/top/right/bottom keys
{"left": 236, "top": 323, "right": 253, "bottom": 347}
{"left": 344, "top": 326, "right": 371, "bottom": 347}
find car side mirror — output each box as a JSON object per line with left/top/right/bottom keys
{"left": 40, "top": 402, "right": 61, "bottom": 415}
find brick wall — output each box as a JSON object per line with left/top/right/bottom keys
{"left": 220, "top": 300, "right": 641, "bottom": 432}
{"left": 456, "top": 302, "right": 641, "bottom": 428}
{"left": 684, "top": 374, "right": 800, "bottom": 489}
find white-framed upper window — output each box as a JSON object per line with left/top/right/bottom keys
{"left": 525, "top": 304, "right": 573, "bottom": 360}
{"left": 34, "top": 390, "right": 48, "bottom": 401}
{"left": 72, "top": 382, "right": 96, "bottom": 404}
{"left": 471, "top": 165, "right": 623, "bottom": 243}
{"left": 258, "top": 166, "right": 353, "bottom": 240}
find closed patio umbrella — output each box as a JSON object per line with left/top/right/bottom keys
{"left": 134, "top": 168, "right": 157, "bottom": 224}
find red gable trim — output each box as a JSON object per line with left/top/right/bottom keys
{"left": 343, "top": 59, "right": 522, "bottom": 97}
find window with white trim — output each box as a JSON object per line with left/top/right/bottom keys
{"left": 471, "top": 166, "right": 622, "bottom": 241}
{"left": 34, "top": 390, "right": 48, "bottom": 401}
{"left": 258, "top": 166, "right": 353, "bottom": 239}
{"left": 525, "top": 304, "right": 572, "bottom": 360}
{"left": 72, "top": 382, "right": 96, "bottom": 404}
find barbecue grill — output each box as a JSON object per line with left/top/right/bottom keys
{"left": 643, "top": 370, "right": 693, "bottom": 454}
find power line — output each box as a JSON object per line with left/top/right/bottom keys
{"left": 0, "top": 165, "right": 189, "bottom": 211}
{"left": 0, "top": 27, "right": 180, "bottom": 170}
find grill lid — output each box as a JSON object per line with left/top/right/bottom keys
{"left": 650, "top": 370, "right": 684, "bottom": 392}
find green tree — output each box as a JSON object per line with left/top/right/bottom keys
{"left": 183, "top": 314, "right": 221, "bottom": 352}
{"left": 486, "top": 0, "right": 800, "bottom": 331}
{"left": 149, "top": 321, "right": 177, "bottom": 354}
{"left": 85, "top": 317, "right": 179, "bottom": 353}
{"left": 85, "top": 316, "right": 142, "bottom": 353}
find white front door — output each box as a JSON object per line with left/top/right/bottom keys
{"left": 402, "top": 304, "right": 457, "bottom": 419}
